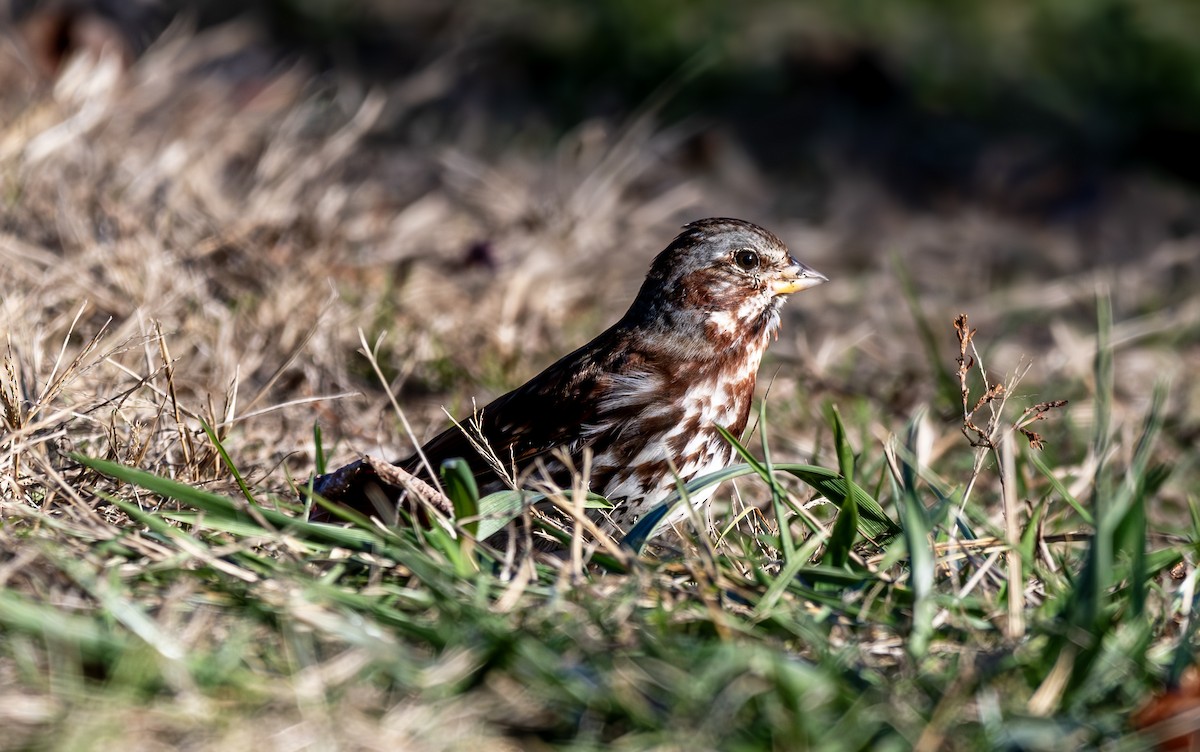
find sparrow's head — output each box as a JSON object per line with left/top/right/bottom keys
{"left": 631, "top": 218, "right": 827, "bottom": 352}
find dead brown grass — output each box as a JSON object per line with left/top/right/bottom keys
{"left": 1, "top": 16, "right": 1199, "bottom": 749}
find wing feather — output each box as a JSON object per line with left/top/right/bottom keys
{"left": 399, "top": 329, "right": 629, "bottom": 488}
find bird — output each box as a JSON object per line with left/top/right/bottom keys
{"left": 310, "top": 218, "right": 827, "bottom": 542}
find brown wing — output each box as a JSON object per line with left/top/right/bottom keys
{"left": 308, "top": 321, "right": 644, "bottom": 519}
{"left": 399, "top": 331, "right": 620, "bottom": 489}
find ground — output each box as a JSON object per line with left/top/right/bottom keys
{"left": 1, "top": 5, "right": 1199, "bottom": 750}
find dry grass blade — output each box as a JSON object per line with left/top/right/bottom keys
{"left": 154, "top": 322, "right": 195, "bottom": 472}
{"left": 0, "top": 11, "right": 1194, "bottom": 750}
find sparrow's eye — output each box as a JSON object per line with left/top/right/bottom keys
{"left": 734, "top": 249, "right": 760, "bottom": 271}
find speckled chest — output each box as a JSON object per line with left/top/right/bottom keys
{"left": 588, "top": 349, "right": 765, "bottom": 533}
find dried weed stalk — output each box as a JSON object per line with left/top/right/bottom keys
{"left": 953, "top": 313, "right": 1068, "bottom": 455}
{"left": 951, "top": 313, "right": 1068, "bottom": 638}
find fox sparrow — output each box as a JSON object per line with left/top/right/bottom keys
{"left": 311, "top": 218, "right": 827, "bottom": 540}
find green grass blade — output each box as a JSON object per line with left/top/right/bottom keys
{"left": 1073, "top": 293, "right": 1117, "bottom": 630}
{"left": 895, "top": 470, "right": 934, "bottom": 658}
{"left": 0, "top": 590, "right": 127, "bottom": 657}
{"left": 1092, "top": 290, "right": 1114, "bottom": 514}
{"left": 822, "top": 486, "right": 859, "bottom": 569}
{"left": 1111, "top": 382, "right": 1166, "bottom": 619}
{"left": 775, "top": 464, "right": 900, "bottom": 542}
{"left": 623, "top": 460, "right": 900, "bottom": 553}
{"left": 313, "top": 422, "right": 327, "bottom": 475}
{"left": 201, "top": 419, "right": 256, "bottom": 506}
{"left": 472, "top": 490, "right": 609, "bottom": 542}
{"left": 757, "top": 403, "right": 795, "bottom": 561}
{"left": 440, "top": 457, "right": 480, "bottom": 537}
{"left": 1027, "top": 451, "right": 1094, "bottom": 525}
{"left": 74, "top": 453, "right": 392, "bottom": 550}
{"left": 475, "top": 490, "right": 526, "bottom": 541}
{"left": 820, "top": 402, "right": 861, "bottom": 566}
{"left": 827, "top": 402, "right": 856, "bottom": 484}
{"left": 754, "top": 532, "right": 830, "bottom": 617}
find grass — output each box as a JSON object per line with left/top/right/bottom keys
{"left": 3, "top": 15, "right": 1200, "bottom": 752}
{"left": 3, "top": 310, "right": 1191, "bottom": 750}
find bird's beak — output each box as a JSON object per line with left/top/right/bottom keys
{"left": 772, "top": 259, "right": 829, "bottom": 295}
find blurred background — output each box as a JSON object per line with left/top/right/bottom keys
{"left": 2, "top": 0, "right": 1197, "bottom": 484}
{"left": 4, "top": 4, "right": 1200, "bottom": 747}
{"left": 15, "top": 0, "right": 1200, "bottom": 208}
